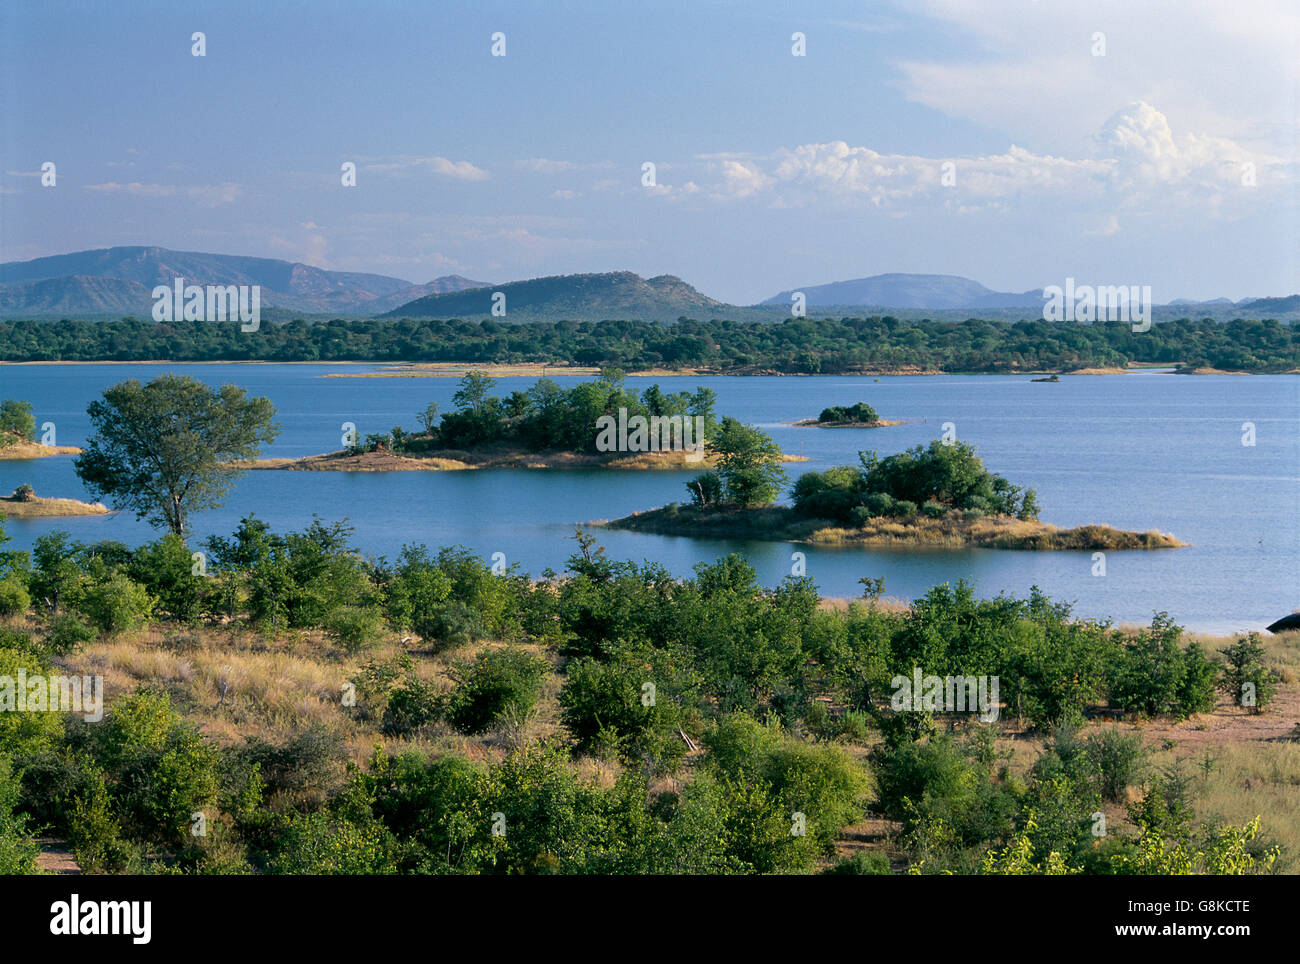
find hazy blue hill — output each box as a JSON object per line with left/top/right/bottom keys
{"left": 1240, "top": 295, "right": 1300, "bottom": 313}
{"left": 384, "top": 270, "right": 727, "bottom": 321}
{"left": 0, "top": 246, "right": 488, "bottom": 316}
{"left": 0, "top": 275, "right": 154, "bottom": 314}
{"left": 759, "top": 273, "right": 1044, "bottom": 309}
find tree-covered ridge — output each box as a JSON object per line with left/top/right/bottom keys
{"left": 1, "top": 315, "right": 1297, "bottom": 372}
{"left": 0, "top": 518, "right": 1281, "bottom": 875}
{"left": 792, "top": 441, "right": 1040, "bottom": 525}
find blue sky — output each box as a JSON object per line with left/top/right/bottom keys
{"left": 2, "top": 0, "right": 1296, "bottom": 303}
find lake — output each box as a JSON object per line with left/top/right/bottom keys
{"left": 1, "top": 363, "right": 1296, "bottom": 635}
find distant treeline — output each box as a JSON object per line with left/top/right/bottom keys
{"left": 0, "top": 316, "right": 1297, "bottom": 372}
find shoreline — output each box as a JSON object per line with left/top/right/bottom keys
{"left": 1, "top": 359, "right": 1278, "bottom": 376}
{"left": 236, "top": 446, "right": 810, "bottom": 473}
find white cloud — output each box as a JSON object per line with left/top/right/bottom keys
{"left": 893, "top": 0, "right": 1299, "bottom": 157}
{"left": 363, "top": 155, "right": 490, "bottom": 181}
{"left": 693, "top": 103, "right": 1289, "bottom": 216}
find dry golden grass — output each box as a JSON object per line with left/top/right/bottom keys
{"left": 0, "top": 495, "right": 109, "bottom": 518}
{"left": 0, "top": 440, "right": 81, "bottom": 460}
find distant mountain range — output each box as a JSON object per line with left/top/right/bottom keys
{"left": 0, "top": 246, "right": 488, "bottom": 316}
{"left": 760, "top": 273, "right": 1044, "bottom": 310}
{"left": 0, "top": 247, "right": 1292, "bottom": 320}
{"left": 759, "top": 273, "right": 1281, "bottom": 312}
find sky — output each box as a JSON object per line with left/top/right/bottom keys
{"left": 1, "top": 0, "right": 1297, "bottom": 304}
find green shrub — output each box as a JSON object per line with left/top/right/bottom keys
{"left": 74, "top": 571, "right": 153, "bottom": 633}
{"left": 0, "top": 756, "right": 40, "bottom": 874}
{"left": 129, "top": 533, "right": 207, "bottom": 623}
{"left": 1084, "top": 728, "right": 1146, "bottom": 803}
{"left": 1109, "top": 615, "right": 1216, "bottom": 718}
{"left": 325, "top": 605, "right": 384, "bottom": 653}
{"left": 1218, "top": 633, "right": 1278, "bottom": 714}
{"left": 921, "top": 500, "right": 948, "bottom": 519}
{"left": 892, "top": 500, "right": 917, "bottom": 518}
{"left": 43, "top": 612, "right": 96, "bottom": 656}
{"left": 0, "top": 572, "right": 30, "bottom": 617}
{"left": 559, "top": 651, "right": 688, "bottom": 770}
{"left": 382, "top": 679, "right": 442, "bottom": 737}
{"left": 862, "top": 492, "right": 896, "bottom": 518}
{"left": 445, "top": 648, "right": 549, "bottom": 734}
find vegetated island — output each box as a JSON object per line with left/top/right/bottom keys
{"left": 602, "top": 437, "right": 1184, "bottom": 551}
{"left": 244, "top": 371, "right": 806, "bottom": 472}
{"left": 792, "top": 401, "right": 904, "bottom": 428}
{"left": 0, "top": 398, "right": 81, "bottom": 459}
{"left": 0, "top": 485, "right": 108, "bottom": 518}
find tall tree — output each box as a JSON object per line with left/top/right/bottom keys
{"left": 711, "top": 417, "right": 788, "bottom": 508}
{"left": 74, "top": 376, "right": 279, "bottom": 538}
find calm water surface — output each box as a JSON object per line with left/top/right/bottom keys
{"left": 1, "top": 363, "right": 1296, "bottom": 634}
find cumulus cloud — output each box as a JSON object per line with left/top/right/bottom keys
{"left": 688, "top": 103, "right": 1287, "bottom": 217}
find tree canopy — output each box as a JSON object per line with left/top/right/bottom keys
{"left": 73, "top": 375, "right": 279, "bottom": 537}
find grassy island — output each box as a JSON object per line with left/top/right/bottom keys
{"left": 0, "top": 489, "right": 109, "bottom": 519}
{"left": 601, "top": 503, "right": 1182, "bottom": 550}
{"left": 248, "top": 371, "right": 806, "bottom": 472}
{"left": 604, "top": 437, "right": 1183, "bottom": 550}
{"left": 0, "top": 398, "right": 81, "bottom": 459}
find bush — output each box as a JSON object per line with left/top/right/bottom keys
{"left": 12, "top": 484, "right": 35, "bottom": 502}
{"left": 687, "top": 470, "right": 724, "bottom": 508}
{"left": 0, "top": 572, "right": 30, "bottom": 617}
{"left": 382, "top": 678, "right": 442, "bottom": 737}
{"left": 325, "top": 605, "right": 384, "bottom": 653}
{"left": 445, "top": 648, "right": 550, "bottom": 734}
{"left": 1109, "top": 615, "right": 1216, "bottom": 718}
{"left": 1084, "top": 728, "right": 1146, "bottom": 803}
{"left": 129, "top": 533, "right": 207, "bottom": 623}
{"left": 559, "top": 651, "right": 689, "bottom": 770}
{"left": 0, "top": 756, "right": 39, "bottom": 874}
{"left": 862, "top": 492, "right": 896, "bottom": 517}
{"left": 921, "top": 500, "right": 948, "bottom": 519}
{"left": 892, "top": 500, "right": 917, "bottom": 518}
{"left": 74, "top": 571, "right": 153, "bottom": 634}
{"left": 43, "top": 612, "right": 96, "bottom": 656}
{"left": 1218, "top": 633, "right": 1278, "bottom": 714}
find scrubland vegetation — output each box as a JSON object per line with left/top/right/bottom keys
{"left": 0, "top": 516, "right": 1286, "bottom": 875}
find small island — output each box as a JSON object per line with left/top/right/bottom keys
{"left": 248, "top": 371, "right": 805, "bottom": 472}
{"left": 601, "top": 438, "right": 1183, "bottom": 550}
{"left": 0, "top": 398, "right": 81, "bottom": 459}
{"left": 0, "top": 485, "right": 108, "bottom": 519}
{"left": 792, "top": 401, "right": 904, "bottom": 428}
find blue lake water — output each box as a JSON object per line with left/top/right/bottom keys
{"left": 1, "top": 363, "right": 1296, "bottom": 634}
